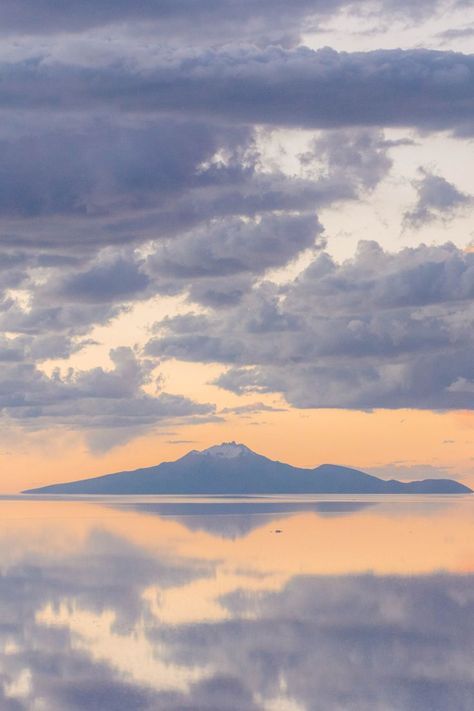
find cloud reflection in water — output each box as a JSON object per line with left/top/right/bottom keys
{"left": 0, "top": 497, "right": 473, "bottom": 710}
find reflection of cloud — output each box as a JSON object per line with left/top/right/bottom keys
{"left": 143, "top": 567, "right": 288, "bottom": 625}
{"left": 36, "top": 604, "right": 210, "bottom": 692}
{"left": 260, "top": 691, "right": 306, "bottom": 711}
{"left": 0, "top": 500, "right": 474, "bottom": 709}
{"left": 3, "top": 668, "right": 31, "bottom": 701}
{"left": 208, "top": 573, "right": 474, "bottom": 711}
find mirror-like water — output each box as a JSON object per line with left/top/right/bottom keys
{"left": 0, "top": 495, "right": 473, "bottom": 710}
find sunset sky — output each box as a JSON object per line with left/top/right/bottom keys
{"left": 0, "top": 0, "right": 473, "bottom": 493}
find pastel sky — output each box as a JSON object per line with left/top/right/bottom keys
{"left": 0, "top": 0, "right": 473, "bottom": 492}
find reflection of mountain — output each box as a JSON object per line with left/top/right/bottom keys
{"left": 25, "top": 442, "right": 472, "bottom": 495}
{"left": 111, "top": 501, "right": 376, "bottom": 538}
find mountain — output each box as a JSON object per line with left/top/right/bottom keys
{"left": 23, "top": 442, "right": 472, "bottom": 495}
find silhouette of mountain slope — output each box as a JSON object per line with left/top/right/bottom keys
{"left": 24, "top": 442, "right": 472, "bottom": 495}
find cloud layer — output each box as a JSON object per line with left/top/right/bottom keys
{"left": 0, "top": 0, "right": 473, "bottom": 447}
{"left": 1, "top": 48, "right": 473, "bottom": 134}
{"left": 0, "top": 347, "right": 215, "bottom": 451}
{"left": 150, "top": 242, "right": 474, "bottom": 409}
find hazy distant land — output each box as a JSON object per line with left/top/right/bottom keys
{"left": 24, "top": 442, "right": 472, "bottom": 495}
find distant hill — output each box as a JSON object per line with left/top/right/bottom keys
{"left": 23, "top": 442, "right": 472, "bottom": 495}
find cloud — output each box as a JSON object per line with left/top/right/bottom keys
{"left": 146, "top": 213, "right": 325, "bottom": 306}
{"left": 0, "top": 117, "right": 253, "bottom": 247}
{"left": 0, "top": 294, "right": 125, "bottom": 364}
{"left": 220, "top": 402, "right": 286, "bottom": 415}
{"left": 149, "top": 242, "right": 474, "bottom": 410}
{"left": 0, "top": 115, "right": 358, "bottom": 283}
{"left": 404, "top": 168, "right": 472, "bottom": 228}
{"left": 0, "top": 1, "right": 471, "bottom": 443}
{"left": 148, "top": 214, "right": 324, "bottom": 281}
{"left": 301, "top": 128, "right": 394, "bottom": 191}
{"left": 1, "top": 49, "right": 473, "bottom": 134}
{"left": 0, "top": 347, "right": 215, "bottom": 451}
{"left": 0, "top": 0, "right": 330, "bottom": 40}
{"left": 436, "top": 25, "right": 474, "bottom": 42}
{"left": 47, "top": 250, "right": 150, "bottom": 305}
{"left": 0, "top": 0, "right": 445, "bottom": 40}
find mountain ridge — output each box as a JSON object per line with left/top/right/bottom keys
{"left": 23, "top": 442, "right": 472, "bottom": 495}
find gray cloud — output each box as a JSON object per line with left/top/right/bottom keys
{"left": 146, "top": 213, "right": 325, "bottom": 306}
{"left": 0, "top": 293, "right": 125, "bottom": 365}
{"left": 0, "top": 115, "right": 357, "bottom": 273}
{"left": 0, "top": 0, "right": 333, "bottom": 39}
{"left": 48, "top": 250, "right": 150, "bottom": 305}
{"left": 220, "top": 402, "right": 286, "bottom": 415}
{"left": 149, "top": 242, "right": 474, "bottom": 410}
{"left": 0, "top": 347, "right": 214, "bottom": 451}
{"left": 0, "top": 0, "right": 445, "bottom": 40}
{"left": 1, "top": 49, "right": 473, "bottom": 133}
{"left": 301, "top": 128, "right": 395, "bottom": 191}
{"left": 148, "top": 214, "right": 324, "bottom": 280}
{"left": 0, "top": 0, "right": 472, "bottom": 441}
{"left": 0, "top": 118, "right": 252, "bottom": 244}
{"left": 404, "top": 168, "right": 472, "bottom": 228}
{"left": 436, "top": 24, "right": 474, "bottom": 42}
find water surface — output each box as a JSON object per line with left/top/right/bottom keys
{"left": 0, "top": 495, "right": 473, "bottom": 710}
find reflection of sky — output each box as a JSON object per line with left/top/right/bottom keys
{"left": 0, "top": 498, "right": 473, "bottom": 710}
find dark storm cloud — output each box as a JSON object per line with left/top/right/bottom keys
{"left": 148, "top": 242, "right": 474, "bottom": 410}
{"left": 1, "top": 48, "right": 473, "bottom": 133}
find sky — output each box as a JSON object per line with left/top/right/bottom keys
{"left": 0, "top": 0, "right": 473, "bottom": 492}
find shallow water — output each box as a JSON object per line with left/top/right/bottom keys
{"left": 0, "top": 495, "right": 473, "bottom": 710}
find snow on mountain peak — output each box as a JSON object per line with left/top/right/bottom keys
{"left": 201, "top": 442, "right": 250, "bottom": 459}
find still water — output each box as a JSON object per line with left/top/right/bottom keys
{"left": 0, "top": 495, "right": 473, "bottom": 710}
